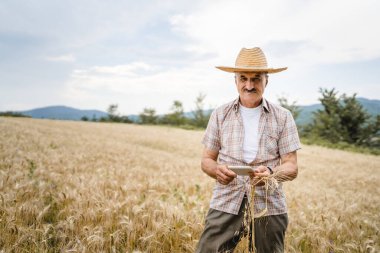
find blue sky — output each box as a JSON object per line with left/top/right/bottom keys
{"left": 1, "top": 0, "right": 379, "bottom": 114}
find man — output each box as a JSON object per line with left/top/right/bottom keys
{"left": 196, "top": 47, "right": 301, "bottom": 253}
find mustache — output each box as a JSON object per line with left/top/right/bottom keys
{"left": 244, "top": 88, "right": 257, "bottom": 93}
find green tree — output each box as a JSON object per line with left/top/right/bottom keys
{"left": 104, "top": 104, "right": 132, "bottom": 123}
{"left": 107, "top": 104, "right": 119, "bottom": 122}
{"left": 160, "top": 100, "right": 186, "bottom": 126}
{"left": 307, "top": 88, "right": 379, "bottom": 146}
{"left": 308, "top": 88, "right": 342, "bottom": 143}
{"left": 0, "top": 111, "right": 30, "bottom": 118}
{"left": 139, "top": 108, "right": 158, "bottom": 124}
{"left": 191, "top": 93, "right": 210, "bottom": 128}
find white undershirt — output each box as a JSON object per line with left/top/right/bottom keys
{"left": 239, "top": 104, "right": 261, "bottom": 163}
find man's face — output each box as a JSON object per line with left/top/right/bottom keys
{"left": 235, "top": 72, "right": 268, "bottom": 107}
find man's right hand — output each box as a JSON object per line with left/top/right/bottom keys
{"left": 215, "top": 164, "right": 237, "bottom": 185}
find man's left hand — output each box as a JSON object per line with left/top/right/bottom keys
{"left": 248, "top": 165, "right": 271, "bottom": 186}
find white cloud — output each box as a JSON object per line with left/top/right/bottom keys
{"left": 1, "top": 0, "right": 378, "bottom": 113}
{"left": 63, "top": 60, "right": 238, "bottom": 114}
{"left": 170, "top": 0, "right": 380, "bottom": 67}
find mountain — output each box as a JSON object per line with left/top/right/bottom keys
{"left": 6, "top": 97, "right": 379, "bottom": 124}
{"left": 296, "top": 97, "right": 380, "bottom": 125}
{"left": 357, "top": 97, "right": 380, "bottom": 116}
{"left": 296, "top": 104, "right": 322, "bottom": 125}
{"left": 21, "top": 106, "right": 108, "bottom": 121}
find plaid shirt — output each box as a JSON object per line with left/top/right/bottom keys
{"left": 202, "top": 97, "right": 301, "bottom": 216}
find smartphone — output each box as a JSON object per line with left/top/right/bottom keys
{"left": 228, "top": 165, "right": 254, "bottom": 176}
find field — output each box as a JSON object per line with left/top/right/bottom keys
{"left": 0, "top": 117, "right": 379, "bottom": 253}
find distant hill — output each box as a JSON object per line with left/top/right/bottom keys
{"left": 4, "top": 97, "right": 378, "bottom": 124}
{"left": 296, "top": 104, "right": 323, "bottom": 125}
{"left": 357, "top": 97, "right": 380, "bottom": 116}
{"left": 20, "top": 106, "right": 108, "bottom": 121}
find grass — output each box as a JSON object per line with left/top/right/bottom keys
{"left": 301, "top": 136, "right": 380, "bottom": 156}
{"left": 0, "top": 117, "right": 379, "bottom": 252}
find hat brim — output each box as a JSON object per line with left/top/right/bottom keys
{"left": 215, "top": 66, "right": 287, "bottom": 74}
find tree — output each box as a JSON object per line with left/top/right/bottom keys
{"left": 107, "top": 104, "right": 119, "bottom": 122}
{"left": 0, "top": 111, "right": 30, "bottom": 118}
{"left": 191, "top": 93, "right": 210, "bottom": 128}
{"left": 308, "top": 88, "right": 342, "bottom": 143}
{"left": 104, "top": 104, "right": 132, "bottom": 123}
{"left": 307, "top": 88, "right": 379, "bottom": 146}
{"left": 139, "top": 108, "right": 158, "bottom": 124}
{"left": 81, "top": 116, "right": 89, "bottom": 121}
{"left": 277, "top": 96, "right": 301, "bottom": 120}
{"left": 160, "top": 100, "right": 186, "bottom": 125}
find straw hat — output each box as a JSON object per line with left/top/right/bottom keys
{"left": 216, "top": 47, "right": 287, "bottom": 74}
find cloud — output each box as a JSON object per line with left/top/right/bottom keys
{"left": 1, "top": 0, "right": 378, "bottom": 113}
{"left": 63, "top": 60, "right": 237, "bottom": 114}
{"left": 170, "top": 0, "right": 380, "bottom": 67}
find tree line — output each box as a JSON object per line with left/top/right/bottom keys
{"left": 279, "top": 88, "right": 379, "bottom": 152}
{"left": 88, "top": 88, "right": 379, "bottom": 152}
{"left": 84, "top": 93, "right": 210, "bottom": 129}
{"left": 2, "top": 88, "right": 376, "bottom": 153}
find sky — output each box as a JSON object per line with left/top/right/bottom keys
{"left": 1, "top": 0, "right": 379, "bottom": 115}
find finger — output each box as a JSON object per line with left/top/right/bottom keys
{"left": 220, "top": 179, "right": 228, "bottom": 185}
{"left": 225, "top": 169, "right": 237, "bottom": 178}
{"left": 254, "top": 166, "right": 267, "bottom": 173}
{"left": 255, "top": 171, "right": 270, "bottom": 177}
{"left": 220, "top": 166, "right": 237, "bottom": 178}
{"left": 218, "top": 167, "right": 236, "bottom": 180}
{"left": 217, "top": 175, "right": 228, "bottom": 185}
{"left": 216, "top": 170, "right": 230, "bottom": 182}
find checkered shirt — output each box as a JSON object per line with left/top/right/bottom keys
{"left": 202, "top": 98, "right": 301, "bottom": 216}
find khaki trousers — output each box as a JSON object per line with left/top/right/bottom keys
{"left": 196, "top": 196, "right": 288, "bottom": 253}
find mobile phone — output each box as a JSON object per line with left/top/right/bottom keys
{"left": 228, "top": 165, "right": 254, "bottom": 176}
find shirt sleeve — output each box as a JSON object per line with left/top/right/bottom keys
{"left": 201, "top": 109, "right": 221, "bottom": 151}
{"left": 278, "top": 110, "right": 301, "bottom": 156}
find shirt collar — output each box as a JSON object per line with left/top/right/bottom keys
{"left": 233, "top": 97, "right": 270, "bottom": 113}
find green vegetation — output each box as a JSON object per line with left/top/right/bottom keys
{"left": 0, "top": 111, "right": 30, "bottom": 117}
{"left": 137, "top": 93, "right": 211, "bottom": 129}
{"left": 191, "top": 93, "right": 209, "bottom": 128}
{"left": 139, "top": 108, "right": 158, "bottom": 124}
{"left": 77, "top": 89, "right": 379, "bottom": 155}
{"left": 301, "top": 136, "right": 380, "bottom": 155}
{"left": 277, "top": 96, "right": 301, "bottom": 120}
{"left": 301, "top": 88, "right": 379, "bottom": 154}
{"left": 95, "top": 104, "right": 133, "bottom": 123}
{"left": 159, "top": 100, "right": 187, "bottom": 126}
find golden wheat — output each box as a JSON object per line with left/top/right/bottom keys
{"left": 0, "top": 117, "right": 379, "bottom": 252}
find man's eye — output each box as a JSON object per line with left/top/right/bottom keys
{"left": 253, "top": 78, "right": 261, "bottom": 82}
{"left": 240, "top": 77, "right": 247, "bottom": 82}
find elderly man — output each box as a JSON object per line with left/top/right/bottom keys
{"left": 196, "top": 47, "right": 301, "bottom": 253}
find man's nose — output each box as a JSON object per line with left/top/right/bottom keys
{"left": 246, "top": 79, "right": 255, "bottom": 89}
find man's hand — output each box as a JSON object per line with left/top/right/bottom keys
{"left": 215, "top": 164, "right": 237, "bottom": 185}
{"left": 248, "top": 165, "right": 271, "bottom": 186}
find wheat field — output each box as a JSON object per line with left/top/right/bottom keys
{"left": 0, "top": 117, "right": 379, "bottom": 253}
